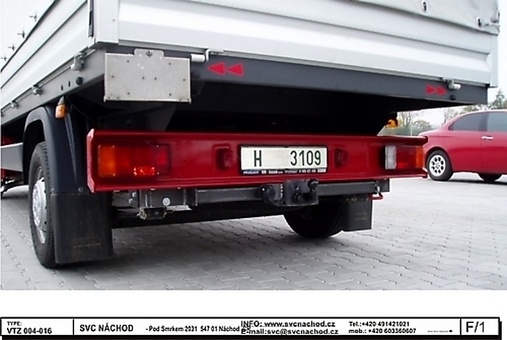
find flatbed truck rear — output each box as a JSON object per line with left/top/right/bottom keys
{"left": 0, "top": 0, "right": 499, "bottom": 267}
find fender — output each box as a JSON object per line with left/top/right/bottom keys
{"left": 24, "top": 106, "right": 87, "bottom": 193}
{"left": 24, "top": 106, "right": 112, "bottom": 264}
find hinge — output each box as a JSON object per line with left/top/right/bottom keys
{"left": 71, "top": 52, "right": 85, "bottom": 71}
{"left": 190, "top": 49, "right": 223, "bottom": 63}
{"left": 88, "top": 0, "right": 94, "bottom": 37}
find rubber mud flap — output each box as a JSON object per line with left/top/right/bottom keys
{"left": 340, "top": 197, "right": 372, "bottom": 232}
{"left": 50, "top": 192, "right": 113, "bottom": 264}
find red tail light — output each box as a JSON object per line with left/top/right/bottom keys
{"left": 385, "top": 145, "right": 424, "bottom": 170}
{"left": 88, "top": 130, "right": 178, "bottom": 192}
{"left": 97, "top": 144, "right": 170, "bottom": 178}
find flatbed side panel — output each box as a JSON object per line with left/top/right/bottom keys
{"left": 354, "top": 0, "right": 500, "bottom": 33}
{"left": 116, "top": 0, "right": 498, "bottom": 86}
{"left": 0, "top": 0, "right": 90, "bottom": 115}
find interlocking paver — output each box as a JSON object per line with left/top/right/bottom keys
{"left": 2, "top": 174, "right": 507, "bottom": 290}
{"left": 226, "top": 278, "right": 270, "bottom": 289}
{"left": 186, "top": 276, "right": 233, "bottom": 289}
{"left": 264, "top": 279, "right": 302, "bottom": 290}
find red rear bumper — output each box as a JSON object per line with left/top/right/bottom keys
{"left": 87, "top": 129, "right": 426, "bottom": 192}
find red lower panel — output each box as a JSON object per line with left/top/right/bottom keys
{"left": 87, "top": 129, "right": 426, "bottom": 192}
{"left": 1, "top": 136, "right": 21, "bottom": 181}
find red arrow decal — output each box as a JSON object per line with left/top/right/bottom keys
{"left": 227, "top": 63, "right": 244, "bottom": 76}
{"left": 208, "top": 62, "right": 226, "bottom": 75}
{"left": 436, "top": 87, "right": 447, "bottom": 96}
{"left": 426, "top": 85, "right": 436, "bottom": 94}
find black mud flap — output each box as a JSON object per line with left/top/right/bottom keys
{"left": 51, "top": 192, "right": 113, "bottom": 264}
{"left": 340, "top": 196, "right": 373, "bottom": 232}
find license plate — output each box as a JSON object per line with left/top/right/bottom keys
{"left": 240, "top": 146, "right": 327, "bottom": 175}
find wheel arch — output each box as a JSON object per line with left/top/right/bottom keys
{"left": 23, "top": 120, "right": 45, "bottom": 184}
{"left": 23, "top": 105, "right": 88, "bottom": 192}
{"left": 425, "top": 146, "right": 449, "bottom": 164}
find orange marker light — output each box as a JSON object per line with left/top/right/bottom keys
{"left": 385, "top": 118, "right": 399, "bottom": 128}
{"left": 55, "top": 97, "right": 67, "bottom": 119}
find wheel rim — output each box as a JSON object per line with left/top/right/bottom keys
{"left": 32, "top": 167, "right": 47, "bottom": 244}
{"left": 429, "top": 155, "right": 446, "bottom": 177}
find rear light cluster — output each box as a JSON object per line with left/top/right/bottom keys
{"left": 97, "top": 144, "right": 171, "bottom": 178}
{"left": 385, "top": 145, "right": 424, "bottom": 170}
{"left": 88, "top": 131, "right": 174, "bottom": 191}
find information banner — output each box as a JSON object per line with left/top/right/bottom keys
{"left": 0, "top": 317, "right": 501, "bottom": 339}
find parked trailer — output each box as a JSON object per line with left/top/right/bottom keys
{"left": 0, "top": 0, "right": 499, "bottom": 268}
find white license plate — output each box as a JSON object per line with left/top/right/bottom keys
{"left": 241, "top": 146, "right": 327, "bottom": 175}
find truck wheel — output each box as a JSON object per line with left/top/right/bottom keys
{"left": 283, "top": 202, "right": 344, "bottom": 238}
{"left": 28, "top": 142, "right": 57, "bottom": 268}
{"left": 478, "top": 173, "right": 502, "bottom": 182}
{"left": 426, "top": 150, "right": 453, "bottom": 181}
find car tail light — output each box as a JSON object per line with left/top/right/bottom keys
{"left": 97, "top": 144, "right": 171, "bottom": 178}
{"left": 385, "top": 145, "right": 424, "bottom": 170}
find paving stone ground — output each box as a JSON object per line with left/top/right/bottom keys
{"left": 2, "top": 173, "right": 506, "bottom": 290}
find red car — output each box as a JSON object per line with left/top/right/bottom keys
{"left": 420, "top": 110, "right": 507, "bottom": 182}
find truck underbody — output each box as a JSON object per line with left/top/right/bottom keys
{"left": 0, "top": 0, "right": 499, "bottom": 267}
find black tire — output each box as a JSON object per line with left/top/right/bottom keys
{"left": 426, "top": 150, "right": 453, "bottom": 181}
{"left": 478, "top": 173, "right": 502, "bottom": 182}
{"left": 28, "top": 142, "right": 58, "bottom": 268}
{"left": 283, "top": 201, "right": 344, "bottom": 238}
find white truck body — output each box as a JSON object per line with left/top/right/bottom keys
{"left": 0, "top": 0, "right": 500, "bottom": 268}
{"left": 0, "top": 0, "right": 500, "bottom": 122}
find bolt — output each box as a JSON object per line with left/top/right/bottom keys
{"left": 162, "top": 197, "right": 171, "bottom": 206}
{"left": 421, "top": 1, "right": 428, "bottom": 12}
{"left": 32, "top": 86, "right": 42, "bottom": 95}
{"left": 146, "top": 50, "right": 153, "bottom": 57}
{"left": 75, "top": 77, "right": 83, "bottom": 85}
{"left": 132, "top": 192, "right": 137, "bottom": 198}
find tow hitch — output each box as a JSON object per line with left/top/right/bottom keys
{"left": 259, "top": 179, "right": 319, "bottom": 207}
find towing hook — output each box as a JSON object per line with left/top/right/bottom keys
{"left": 369, "top": 192, "right": 384, "bottom": 201}
{"left": 368, "top": 184, "right": 383, "bottom": 200}
{"left": 293, "top": 179, "right": 318, "bottom": 204}
{"left": 308, "top": 179, "right": 318, "bottom": 191}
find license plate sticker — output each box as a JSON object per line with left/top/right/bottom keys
{"left": 240, "top": 146, "right": 328, "bottom": 175}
